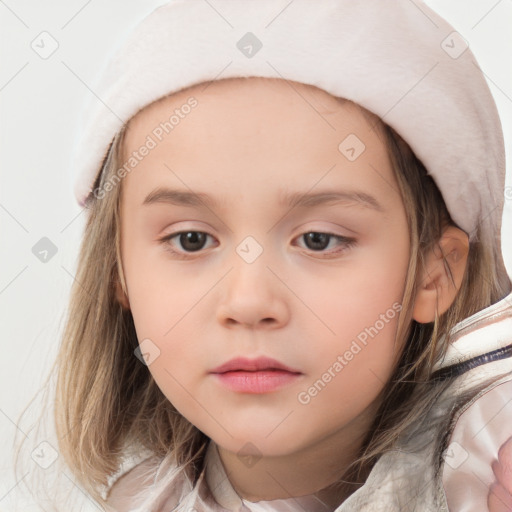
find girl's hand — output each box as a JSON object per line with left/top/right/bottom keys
{"left": 488, "top": 435, "right": 512, "bottom": 512}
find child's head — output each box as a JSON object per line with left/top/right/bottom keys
{"left": 53, "top": 75, "right": 510, "bottom": 504}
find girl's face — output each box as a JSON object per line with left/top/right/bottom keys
{"left": 119, "top": 78, "right": 410, "bottom": 459}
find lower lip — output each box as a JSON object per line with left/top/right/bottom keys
{"left": 212, "top": 370, "right": 302, "bottom": 393}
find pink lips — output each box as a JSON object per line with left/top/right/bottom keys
{"left": 210, "top": 356, "right": 302, "bottom": 394}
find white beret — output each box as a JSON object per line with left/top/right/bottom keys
{"left": 71, "top": 0, "right": 506, "bottom": 246}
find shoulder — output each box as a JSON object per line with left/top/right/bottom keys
{"left": 105, "top": 456, "right": 158, "bottom": 512}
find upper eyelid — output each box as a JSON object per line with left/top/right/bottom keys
{"left": 161, "top": 229, "right": 355, "bottom": 250}
{"left": 161, "top": 228, "right": 351, "bottom": 240}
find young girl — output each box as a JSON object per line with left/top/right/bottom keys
{"left": 19, "top": 0, "right": 512, "bottom": 510}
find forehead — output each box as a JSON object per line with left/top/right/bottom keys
{"left": 123, "top": 76, "right": 382, "bottom": 151}
{"left": 129, "top": 77, "right": 352, "bottom": 122}
{"left": 120, "top": 77, "right": 396, "bottom": 208}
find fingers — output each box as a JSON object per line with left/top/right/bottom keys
{"left": 488, "top": 436, "right": 512, "bottom": 512}
{"left": 495, "top": 436, "right": 512, "bottom": 495}
{"left": 487, "top": 481, "right": 512, "bottom": 512}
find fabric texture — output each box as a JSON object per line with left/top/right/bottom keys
{"left": 442, "top": 379, "right": 512, "bottom": 511}
{"left": 71, "top": 0, "right": 506, "bottom": 253}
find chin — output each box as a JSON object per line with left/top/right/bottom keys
{"left": 211, "top": 430, "right": 310, "bottom": 459}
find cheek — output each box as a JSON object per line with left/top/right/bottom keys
{"left": 297, "top": 239, "right": 408, "bottom": 408}
{"left": 311, "top": 305, "right": 401, "bottom": 384}
{"left": 123, "top": 246, "right": 213, "bottom": 391}
{"left": 304, "top": 239, "right": 408, "bottom": 347}
{"left": 124, "top": 241, "right": 208, "bottom": 339}
{"left": 296, "top": 307, "right": 402, "bottom": 434}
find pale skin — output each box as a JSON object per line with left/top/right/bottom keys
{"left": 114, "top": 77, "right": 470, "bottom": 505}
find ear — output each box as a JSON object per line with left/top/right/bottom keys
{"left": 115, "top": 279, "right": 131, "bottom": 310}
{"left": 412, "top": 225, "right": 469, "bottom": 324}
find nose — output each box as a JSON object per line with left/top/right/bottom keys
{"left": 216, "top": 256, "right": 290, "bottom": 330}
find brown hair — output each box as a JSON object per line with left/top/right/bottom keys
{"left": 14, "top": 84, "right": 511, "bottom": 509}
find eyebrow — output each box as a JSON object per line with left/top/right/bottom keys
{"left": 142, "top": 187, "right": 384, "bottom": 212}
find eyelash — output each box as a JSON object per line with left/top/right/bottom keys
{"left": 157, "top": 230, "right": 357, "bottom": 259}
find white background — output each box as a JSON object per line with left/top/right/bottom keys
{"left": 1, "top": 1, "right": 511, "bottom": 510}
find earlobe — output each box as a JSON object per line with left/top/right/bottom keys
{"left": 412, "top": 226, "right": 469, "bottom": 324}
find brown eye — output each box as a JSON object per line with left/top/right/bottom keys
{"left": 177, "top": 231, "right": 208, "bottom": 252}
{"left": 303, "top": 232, "right": 330, "bottom": 251}
{"left": 295, "top": 231, "right": 356, "bottom": 257}
{"left": 159, "top": 230, "right": 214, "bottom": 255}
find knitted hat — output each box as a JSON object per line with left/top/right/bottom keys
{"left": 71, "top": 0, "right": 506, "bottom": 249}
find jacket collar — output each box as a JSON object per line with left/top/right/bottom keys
{"left": 432, "top": 290, "right": 512, "bottom": 371}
